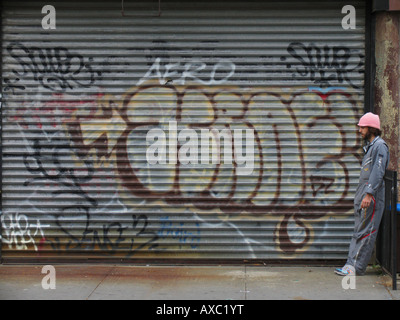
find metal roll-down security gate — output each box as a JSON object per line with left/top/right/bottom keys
{"left": 1, "top": 0, "right": 369, "bottom": 263}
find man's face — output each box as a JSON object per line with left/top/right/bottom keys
{"left": 359, "top": 126, "right": 370, "bottom": 140}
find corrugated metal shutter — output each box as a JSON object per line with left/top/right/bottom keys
{"left": 1, "top": 0, "right": 366, "bottom": 262}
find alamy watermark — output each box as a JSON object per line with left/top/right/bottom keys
{"left": 146, "top": 121, "right": 255, "bottom": 175}
{"left": 341, "top": 274, "right": 356, "bottom": 290}
{"left": 341, "top": 5, "right": 356, "bottom": 30}
{"left": 41, "top": 265, "right": 56, "bottom": 290}
{"left": 41, "top": 4, "right": 356, "bottom": 31}
{"left": 41, "top": 5, "right": 56, "bottom": 30}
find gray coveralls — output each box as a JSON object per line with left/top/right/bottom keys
{"left": 346, "top": 136, "right": 389, "bottom": 274}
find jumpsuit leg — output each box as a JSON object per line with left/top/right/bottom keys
{"left": 345, "top": 207, "right": 363, "bottom": 269}
{"left": 346, "top": 197, "right": 384, "bottom": 274}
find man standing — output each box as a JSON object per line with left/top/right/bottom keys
{"left": 335, "top": 112, "right": 390, "bottom": 276}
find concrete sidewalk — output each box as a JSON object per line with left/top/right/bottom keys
{"left": 0, "top": 264, "right": 399, "bottom": 300}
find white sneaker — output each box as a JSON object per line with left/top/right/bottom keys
{"left": 334, "top": 265, "right": 355, "bottom": 276}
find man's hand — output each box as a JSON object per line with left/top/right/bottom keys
{"left": 361, "top": 193, "right": 373, "bottom": 209}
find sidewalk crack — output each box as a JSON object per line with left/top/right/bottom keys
{"left": 86, "top": 266, "right": 116, "bottom": 300}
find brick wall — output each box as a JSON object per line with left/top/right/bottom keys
{"left": 374, "top": 12, "right": 400, "bottom": 202}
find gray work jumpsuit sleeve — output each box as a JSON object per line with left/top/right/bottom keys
{"left": 364, "top": 142, "right": 389, "bottom": 198}
{"left": 346, "top": 138, "right": 389, "bottom": 274}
